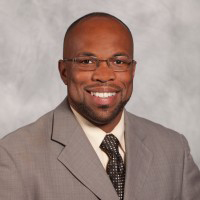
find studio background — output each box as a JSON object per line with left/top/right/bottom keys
{"left": 0, "top": 0, "right": 200, "bottom": 167}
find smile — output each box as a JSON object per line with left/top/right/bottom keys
{"left": 90, "top": 92, "right": 116, "bottom": 98}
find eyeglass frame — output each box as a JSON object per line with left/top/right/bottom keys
{"left": 62, "top": 56, "right": 137, "bottom": 72}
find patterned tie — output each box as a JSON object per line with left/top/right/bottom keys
{"left": 100, "top": 134, "right": 126, "bottom": 200}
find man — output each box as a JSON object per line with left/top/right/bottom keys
{"left": 0, "top": 12, "right": 200, "bottom": 200}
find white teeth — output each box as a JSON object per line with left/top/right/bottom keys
{"left": 91, "top": 92, "right": 116, "bottom": 98}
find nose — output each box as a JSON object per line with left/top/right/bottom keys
{"left": 91, "top": 60, "right": 116, "bottom": 83}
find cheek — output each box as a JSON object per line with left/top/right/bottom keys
{"left": 117, "top": 73, "right": 133, "bottom": 101}
{"left": 125, "top": 78, "right": 133, "bottom": 98}
{"left": 67, "top": 70, "right": 92, "bottom": 94}
{"left": 116, "top": 72, "right": 133, "bottom": 93}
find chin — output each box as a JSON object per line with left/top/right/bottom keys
{"left": 88, "top": 112, "right": 116, "bottom": 125}
{"left": 74, "top": 100, "right": 128, "bottom": 125}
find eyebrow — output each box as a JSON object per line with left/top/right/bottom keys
{"left": 77, "top": 52, "right": 131, "bottom": 58}
{"left": 112, "top": 52, "right": 130, "bottom": 58}
{"left": 77, "top": 52, "right": 96, "bottom": 57}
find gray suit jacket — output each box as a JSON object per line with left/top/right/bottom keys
{"left": 0, "top": 99, "right": 200, "bottom": 200}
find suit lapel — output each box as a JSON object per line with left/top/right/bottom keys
{"left": 51, "top": 99, "right": 119, "bottom": 200}
{"left": 123, "top": 111, "right": 153, "bottom": 200}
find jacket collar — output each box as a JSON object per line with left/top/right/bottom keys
{"left": 123, "top": 111, "right": 153, "bottom": 200}
{"left": 51, "top": 99, "right": 119, "bottom": 200}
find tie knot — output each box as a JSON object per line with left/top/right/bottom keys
{"left": 100, "top": 134, "right": 120, "bottom": 158}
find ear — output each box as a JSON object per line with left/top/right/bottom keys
{"left": 132, "top": 61, "right": 136, "bottom": 78}
{"left": 58, "top": 60, "right": 68, "bottom": 85}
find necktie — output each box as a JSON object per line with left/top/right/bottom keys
{"left": 100, "top": 134, "right": 126, "bottom": 200}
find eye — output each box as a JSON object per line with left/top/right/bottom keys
{"left": 114, "top": 59, "right": 125, "bottom": 65}
{"left": 81, "top": 59, "right": 93, "bottom": 64}
{"left": 112, "top": 56, "right": 131, "bottom": 66}
{"left": 76, "top": 57, "right": 95, "bottom": 65}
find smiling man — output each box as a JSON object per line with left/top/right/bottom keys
{"left": 59, "top": 14, "right": 135, "bottom": 133}
{"left": 0, "top": 12, "right": 200, "bottom": 200}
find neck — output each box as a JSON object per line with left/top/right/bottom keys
{"left": 94, "top": 111, "right": 123, "bottom": 133}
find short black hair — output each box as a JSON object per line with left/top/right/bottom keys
{"left": 63, "top": 12, "right": 133, "bottom": 58}
{"left": 66, "top": 12, "right": 132, "bottom": 35}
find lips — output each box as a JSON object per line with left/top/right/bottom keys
{"left": 84, "top": 84, "right": 121, "bottom": 105}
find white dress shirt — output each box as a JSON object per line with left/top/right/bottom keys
{"left": 70, "top": 106, "right": 125, "bottom": 169}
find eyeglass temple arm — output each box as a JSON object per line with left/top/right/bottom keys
{"left": 132, "top": 60, "right": 137, "bottom": 64}
{"left": 63, "top": 58, "right": 74, "bottom": 62}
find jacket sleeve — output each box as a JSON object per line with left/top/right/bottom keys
{"left": 0, "top": 146, "right": 28, "bottom": 200}
{"left": 181, "top": 135, "right": 200, "bottom": 199}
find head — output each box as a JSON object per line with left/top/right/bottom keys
{"left": 59, "top": 12, "right": 136, "bottom": 131}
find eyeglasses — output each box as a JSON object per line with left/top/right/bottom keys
{"left": 63, "top": 56, "right": 136, "bottom": 71}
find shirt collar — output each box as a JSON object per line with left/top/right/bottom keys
{"left": 70, "top": 106, "right": 125, "bottom": 152}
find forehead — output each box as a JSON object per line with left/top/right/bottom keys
{"left": 64, "top": 17, "right": 133, "bottom": 57}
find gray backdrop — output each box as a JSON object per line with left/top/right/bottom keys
{"left": 0, "top": 0, "right": 200, "bottom": 167}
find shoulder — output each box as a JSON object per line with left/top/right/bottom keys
{"left": 126, "top": 111, "right": 181, "bottom": 137}
{"left": 125, "top": 111, "right": 187, "bottom": 156}
{"left": 0, "top": 110, "right": 54, "bottom": 152}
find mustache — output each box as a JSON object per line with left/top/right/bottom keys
{"left": 84, "top": 83, "right": 122, "bottom": 91}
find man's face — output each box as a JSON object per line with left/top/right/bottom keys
{"left": 59, "top": 17, "right": 136, "bottom": 125}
